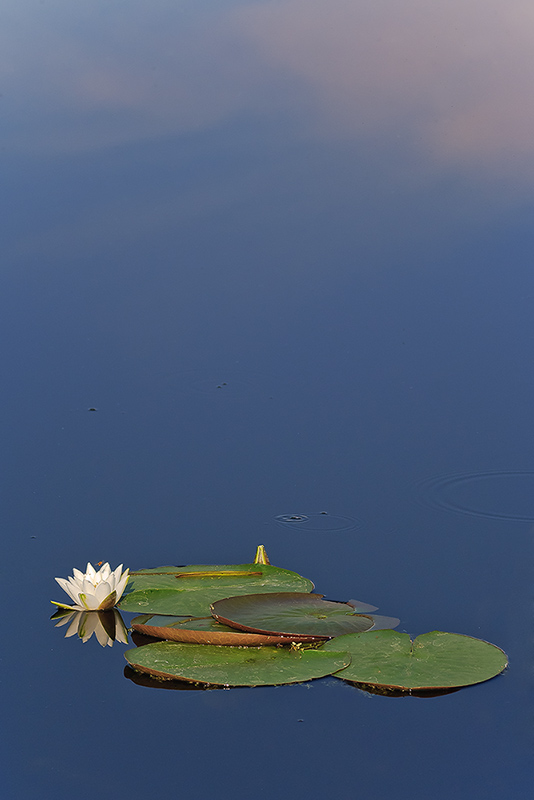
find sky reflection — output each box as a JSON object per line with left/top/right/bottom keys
{"left": 3, "top": 0, "right": 534, "bottom": 184}
{"left": 3, "top": 5, "right": 533, "bottom": 799}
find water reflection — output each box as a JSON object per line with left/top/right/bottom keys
{"left": 235, "top": 0, "right": 534, "bottom": 176}
{"left": 124, "top": 665, "right": 214, "bottom": 691}
{"left": 51, "top": 608, "right": 129, "bottom": 647}
{"left": 347, "top": 681, "right": 461, "bottom": 699}
{"left": 123, "top": 666, "right": 461, "bottom": 697}
{"left": 4, "top": 0, "right": 534, "bottom": 183}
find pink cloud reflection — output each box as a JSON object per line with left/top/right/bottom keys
{"left": 4, "top": 0, "right": 534, "bottom": 179}
{"left": 234, "top": 0, "right": 534, "bottom": 175}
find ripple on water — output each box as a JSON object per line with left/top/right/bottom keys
{"left": 414, "top": 470, "right": 534, "bottom": 522}
{"left": 274, "top": 512, "right": 360, "bottom": 532}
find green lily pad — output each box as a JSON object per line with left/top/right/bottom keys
{"left": 124, "top": 641, "right": 350, "bottom": 686}
{"left": 130, "top": 614, "right": 316, "bottom": 646}
{"left": 321, "top": 630, "right": 508, "bottom": 690}
{"left": 124, "top": 665, "right": 212, "bottom": 691}
{"left": 211, "top": 592, "right": 375, "bottom": 639}
{"left": 119, "top": 563, "right": 314, "bottom": 616}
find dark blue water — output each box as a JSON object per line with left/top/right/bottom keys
{"left": 2, "top": 2, "right": 533, "bottom": 798}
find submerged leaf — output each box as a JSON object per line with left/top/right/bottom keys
{"left": 321, "top": 630, "right": 508, "bottom": 690}
{"left": 124, "top": 640, "right": 349, "bottom": 686}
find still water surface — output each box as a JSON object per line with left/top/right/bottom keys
{"left": 2, "top": 2, "right": 533, "bottom": 798}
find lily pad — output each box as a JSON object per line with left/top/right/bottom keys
{"left": 211, "top": 592, "right": 376, "bottom": 639}
{"left": 124, "top": 665, "right": 212, "bottom": 691}
{"left": 124, "top": 640, "right": 350, "bottom": 686}
{"left": 130, "top": 614, "right": 316, "bottom": 646}
{"left": 119, "top": 563, "right": 314, "bottom": 616}
{"left": 365, "top": 615, "right": 401, "bottom": 631}
{"left": 347, "top": 599, "right": 378, "bottom": 613}
{"left": 321, "top": 630, "right": 508, "bottom": 690}
{"left": 346, "top": 599, "right": 399, "bottom": 631}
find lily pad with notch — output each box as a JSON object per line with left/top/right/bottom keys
{"left": 119, "top": 563, "right": 314, "bottom": 616}
{"left": 124, "top": 640, "right": 350, "bottom": 686}
{"left": 130, "top": 614, "right": 318, "bottom": 645}
{"left": 321, "top": 629, "right": 508, "bottom": 690}
{"left": 211, "top": 592, "right": 382, "bottom": 639}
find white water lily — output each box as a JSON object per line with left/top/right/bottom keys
{"left": 53, "top": 562, "right": 129, "bottom": 611}
{"left": 54, "top": 609, "right": 129, "bottom": 647}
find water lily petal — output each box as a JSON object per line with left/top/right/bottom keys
{"left": 67, "top": 577, "right": 84, "bottom": 597}
{"left": 94, "top": 580, "right": 112, "bottom": 605}
{"left": 82, "top": 577, "right": 98, "bottom": 595}
{"left": 51, "top": 601, "right": 76, "bottom": 611}
{"left": 55, "top": 577, "right": 81, "bottom": 605}
{"left": 113, "top": 564, "right": 127, "bottom": 585}
{"left": 110, "top": 564, "right": 123, "bottom": 586}
{"left": 114, "top": 570, "right": 129, "bottom": 602}
{"left": 78, "top": 591, "right": 100, "bottom": 610}
{"left": 72, "top": 568, "right": 85, "bottom": 582}
{"left": 98, "top": 590, "right": 117, "bottom": 611}
{"left": 77, "top": 593, "right": 89, "bottom": 609}
{"left": 99, "top": 563, "right": 112, "bottom": 581}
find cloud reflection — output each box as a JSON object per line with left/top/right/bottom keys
{"left": 236, "top": 0, "right": 534, "bottom": 174}
{"left": 3, "top": 1, "right": 534, "bottom": 176}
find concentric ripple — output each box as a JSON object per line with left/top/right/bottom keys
{"left": 414, "top": 470, "right": 534, "bottom": 521}
{"left": 274, "top": 512, "right": 359, "bottom": 532}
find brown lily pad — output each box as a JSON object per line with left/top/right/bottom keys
{"left": 211, "top": 592, "right": 375, "bottom": 639}
{"left": 131, "top": 614, "right": 318, "bottom": 645}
